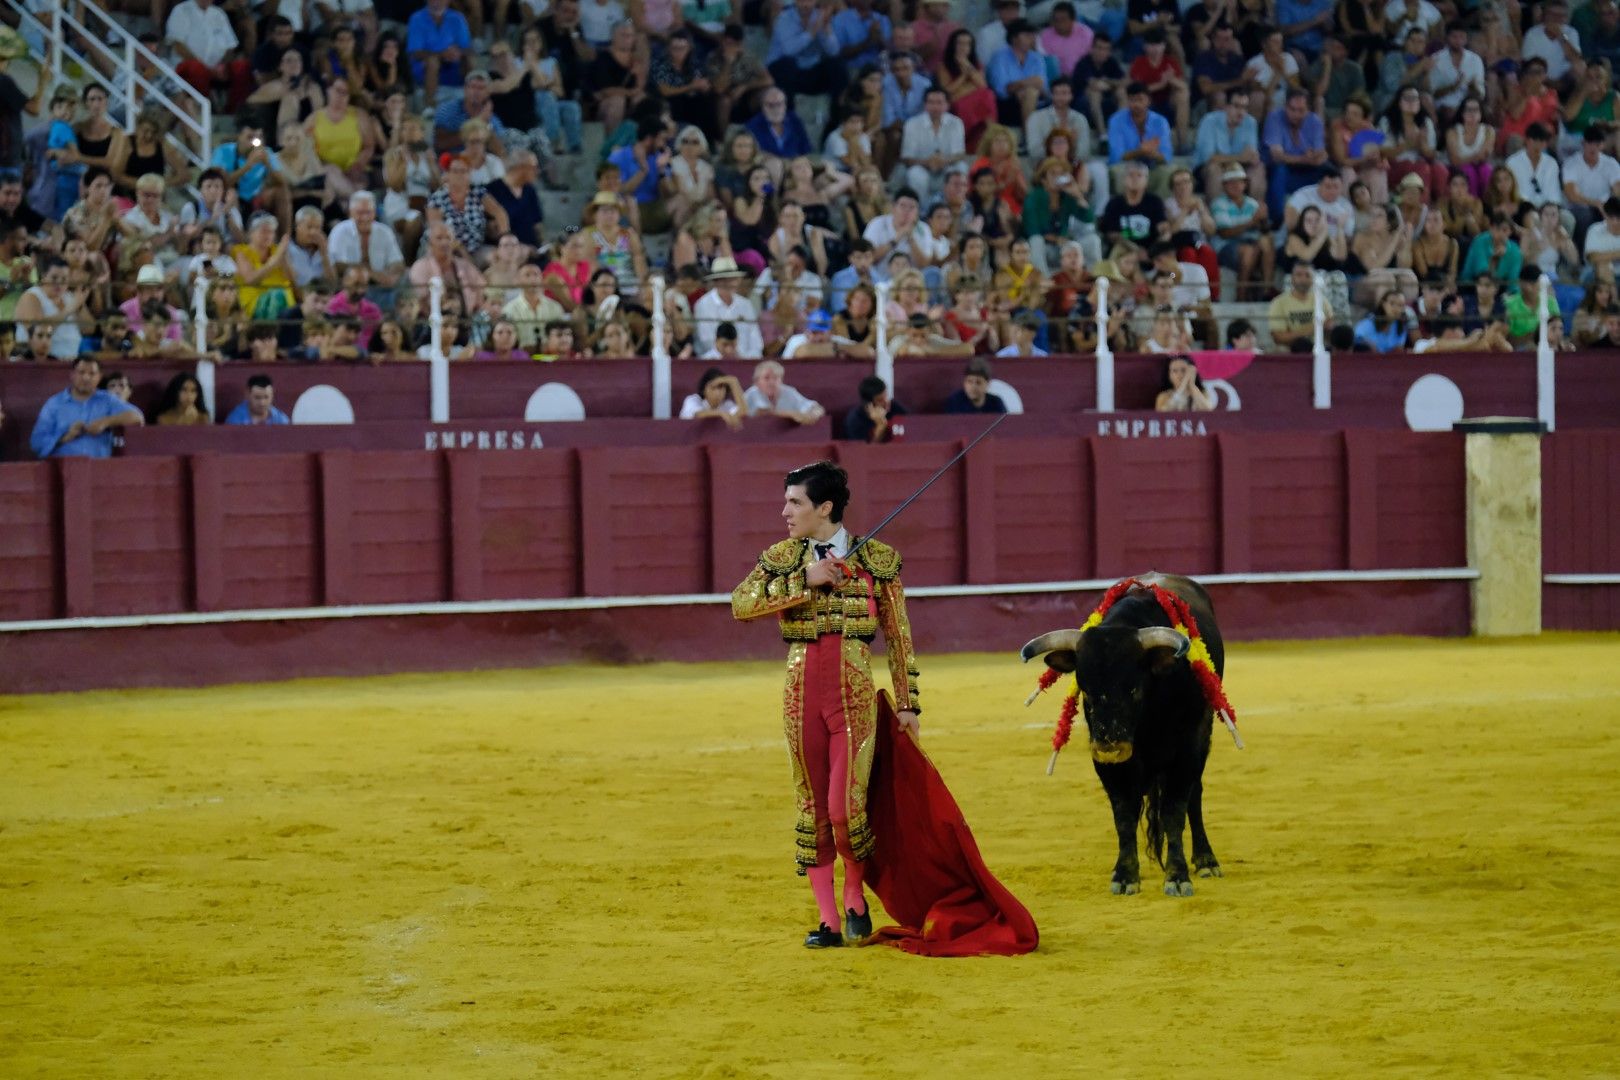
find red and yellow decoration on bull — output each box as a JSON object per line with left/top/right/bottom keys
{"left": 1027, "top": 578, "right": 1242, "bottom": 774}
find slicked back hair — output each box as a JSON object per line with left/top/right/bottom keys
{"left": 784, "top": 460, "right": 850, "bottom": 523}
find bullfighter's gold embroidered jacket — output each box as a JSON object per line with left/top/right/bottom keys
{"left": 731, "top": 536, "right": 921, "bottom": 872}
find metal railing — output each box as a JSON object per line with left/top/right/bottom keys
{"left": 2, "top": 0, "right": 212, "bottom": 189}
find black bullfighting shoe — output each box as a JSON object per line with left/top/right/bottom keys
{"left": 804, "top": 923, "right": 844, "bottom": 949}
{"left": 843, "top": 907, "right": 873, "bottom": 942}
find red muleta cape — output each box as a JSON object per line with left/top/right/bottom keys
{"left": 863, "top": 692, "right": 1039, "bottom": 957}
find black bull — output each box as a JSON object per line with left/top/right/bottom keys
{"left": 1021, "top": 573, "right": 1225, "bottom": 897}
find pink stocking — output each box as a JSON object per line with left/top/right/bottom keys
{"left": 807, "top": 864, "right": 840, "bottom": 930}
{"left": 842, "top": 857, "right": 868, "bottom": 916}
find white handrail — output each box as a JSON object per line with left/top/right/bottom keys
{"left": 874, "top": 280, "right": 893, "bottom": 392}
{"left": 1312, "top": 270, "right": 1331, "bottom": 409}
{"left": 649, "top": 274, "right": 671, "bottom": 419}
{"left": 1537, "top": 272, "right": 1555, "bottom": 431}
{"left": 192, "top": 274, "right": 208, "bottom": 355}
{"left": 428, "top": 276, "right": 449, "bottom": 422}
{"left": 6, "top": 0, "right": 213, "bottom": 179}
{"left": 1094, "top": 277, "right": 1114, "bottom": 412}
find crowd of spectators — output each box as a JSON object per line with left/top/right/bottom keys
{"left": 1, "top": 0, "right": 1607, "bottom": 389}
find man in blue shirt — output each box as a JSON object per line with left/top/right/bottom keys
{"left": 765, "top": 0, "right": 847, "bottom": 103}
{"left": 225, "top": 375, "right": 292, "bottom": 425}
{"left": 881, "top": 52, "right": 931, "bottom": 129}
{"left": 209, "top": 117, "right": 290, "bottom": 230}
{"left": 1108, "top": 82, "right": 1173, "bottom": 194}
{"left": 831, "top": 0, "right": 891, "bottom": 76}
{"left": 408, "top": 0, "right": 471, "bottom": 104}
{"left": 1194, "top": 88, "right": 1263, "bottom": 198}
{"left": 30, "top": 356, "right": 144, "bottom": 459}
{"left": 608, "top": 116, "right": 674, "bottom": 233}
{"left": 1277, "top": 0, "right": 1336, "bottom": 62}
{"left": 1262, "top": 87, "right": 1331, "bottom": 221}
{"left": 746, "top": 90, "right": 814, "bottom": 161}
{"left": 987, "top": 18, "right": 1048, "bottom": 126}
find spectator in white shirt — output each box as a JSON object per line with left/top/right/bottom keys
{"left": 1562, "top": 127, "right": 1620, "bottom": 239}
{"left": 745, "top": 358, "right": 827, "bottom": 418}
{"left": 862, "top": 187, "right": 934, "bottom": 269}
{"left": 1521, "top": 0, "right": 1584, "bottom": 88}
{"left": 325, "top": 191, "right": 406, "bottom": 295}
{"left": 976, "top": 0, "right": 1021, "bottom": 69}
{"left": 1505, "top": 123, "right": 1565, "bottom": 209}
{"left": 1284, "top": 173, "right": 1357, "bottom": 236}
{"left": 899, "top": 87, "right": 968, "bottom": 202}
{"left": 1582, "top": 197, "right": 1620, "bottom": 277}
{"left": 1428, "top": 23, "right": 1485, "bottom": 122}
{"left": 679, "top": 366, "right": 748, "bottom": 428}
{"left": 165, "top": 0, "right": 252, "bottom": 110}
{"left": 1384, "top": 0, "right": 1442, "bottom": 45}
{"left": 752, "top": 244, "right": 826, "bottom": 311}
{"left": 693, "top": 258, "right": 764, "bottom": 358}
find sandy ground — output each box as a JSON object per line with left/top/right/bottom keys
{"left": 2, "top": 634, "right": 1619, "bottom": 1078}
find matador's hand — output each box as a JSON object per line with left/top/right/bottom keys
{"left": 805, "top": 557, "right": 847, "bottom": 588}
{"left": 896, "top": 710, "right": 920, "bottom": 743}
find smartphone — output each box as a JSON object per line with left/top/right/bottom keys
{"left": 251, "top": 138, "right": 262, "bottom": 148}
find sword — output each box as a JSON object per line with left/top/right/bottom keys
{"left": 842, "top": 412, "right": 1011, "bottom": 563}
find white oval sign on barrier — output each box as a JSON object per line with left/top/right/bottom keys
{"left": 1404, "top": 374, "right": 1465, "bottom": 432}
{"left": 524, "top": 383, "right": 587, "bottom": 422}
{"left": 988, "top": 378, "right": 1024, "bottom": 415}
{"left": 290, "top": 385, "right": 356, "bottom": 425}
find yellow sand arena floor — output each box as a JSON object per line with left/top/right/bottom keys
{"left": 3, "top": 635, "right": 1619, "bottom": 1077}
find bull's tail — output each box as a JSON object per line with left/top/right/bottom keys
{"left": 1143, "top": 778, "right": 1166, "bottom": 869}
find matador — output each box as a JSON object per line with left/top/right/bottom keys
{"left": 731, "top": 459, "right": 921, "bottom": 948}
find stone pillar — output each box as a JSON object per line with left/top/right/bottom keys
{"left": 1455, "top": 418, "right": 1546, "bottom": 637}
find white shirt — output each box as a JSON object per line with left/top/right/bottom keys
{"left": 1428, "top": 48, "right": 1485, "bottom": 110}
{"left": 1026, "top": 106, "right": 1093, "bottom": 162}
{"left": 1560, "top": 152, "right": 1620, "bottom": 206}
{"left": 745, "top": 381, "right": 819, "bottom": 411}
{"left": 1583, "top": 220, "right": 1620, "bottom": 263}
{"left": 1170, "top": 261, "right": 1211, "bottom": 308}
{"left": 326, "top": 218, "right": 406, "bottom": 275}
{"left": 1288, "top": 185, "right": 1357, "bottom": 236}
{"left": 862, "top": 214, "right": 942, "bottom": 267}
{"left": 976, "top": 20, "right": 1009, "bottom": 68}
{"left": 679, "top": 392, "right": 740, "bottom": 419}
{"left": 751, "top": 266, "right": 825, "bottom": 312}
{"left": 692, "top": 288, "right": 762, "bottom": 358}
{"left": 165, "top": 0, "right": 239, "bottom": 68}
{"left": 823, "top": 127, "right": 872, "bottom": 162}
{"left": 900, "top": 112, "right": 967, "bottom": 167}
{"left": 1505, "top": 148, "right": 1565, "bottom": 208}
{"left": 807, "top": 526, "right": 851, "bottom": 560}
{"left": 1522, "top": 24, "right": 1581, "bottom": 82}
{"left": 1243, "top": 52, "right": 1299, "bottom": 109}
{"left": 1384, "top": 0, "right": 1442, "bottom": 42}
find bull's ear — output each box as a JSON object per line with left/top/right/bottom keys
{"left": 1042, "top": 649, "right": 1078, "bottom": 674}
{"left": 1021, "top": 629, "right": 1081, "bottom": 672}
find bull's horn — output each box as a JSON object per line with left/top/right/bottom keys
{"left": 1137, "top": 626, "right": 1190, "bottom": 658}
{"left": 1021, "top": 629, "right": 1082, "bottom": 662}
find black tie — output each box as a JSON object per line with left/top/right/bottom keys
{"left": 815, "top": 543, "right": 832, "bottom": 560}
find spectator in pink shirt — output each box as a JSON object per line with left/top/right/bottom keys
{"left": 326, "top": 263, "right": 384, "bottom": 349}
{"left": 1038, "top": 3, "right": 1094, "bottom": 81}
{"left": 117, "top": 264, "right": 183, "bottom": 342}
{"left": 913, "top": 0, "right": 963, "bottom": 74}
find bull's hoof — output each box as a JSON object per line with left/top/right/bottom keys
{"left": 1110, "top": 880, "right": 1140, "bottom": 895}
{"left": 1196, "top": 865, "right": 1223, "bottom": 879}
{"left": 1163, "top": 879, "right": 1195, "bottom": 897}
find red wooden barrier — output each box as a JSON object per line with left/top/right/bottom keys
{"left": 1543, "top": 431, "right": 1620, "bottom": 630}
{"left": 6, "top": 352, "right": 1618, "bottom": 464}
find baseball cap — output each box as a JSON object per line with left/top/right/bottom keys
{"left": 807, "top": 309, "right": 832, "bottom": 332}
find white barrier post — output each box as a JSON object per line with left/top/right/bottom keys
{"left": 874, "top": 280, "right": 894, "bottom": 393}
{"left": 428, "top": 276, "right": 449, "bottom": 423}
{"left": 1537, "top": 272, "right": 1556, "bottom": 432}
{"left": 1312, "top": 270, "right": 1331, "bottom": 409}
{"left": 649, "top": 274, "right": 671, "bottom": 419}
{"left": 1095, "top": 276, "right": 1114, "bottom": 413}
{"left": 192, "top": 275, "right": 214, "bottom": 415}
